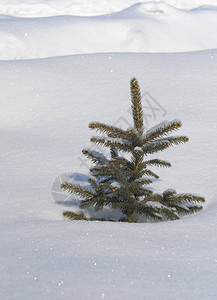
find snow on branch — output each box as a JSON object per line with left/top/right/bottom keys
{"left": 143, "top": 119, "right": 182, "bottom": 142}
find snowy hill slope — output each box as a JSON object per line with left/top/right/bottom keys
{"left": 1, "top": 0, "right": 217, "bottom": 17}
{"left": 2, "top": 3, "right": 217, "bottom": 60}
{"left": 1, "top": 50, "right": 217, "bottom": 299}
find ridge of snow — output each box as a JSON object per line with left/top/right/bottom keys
{"left": 1, "top": 0, "right": 217, "bottom": 17}
{"left": 1, "top": 4, "right": 217, "bottom": 60}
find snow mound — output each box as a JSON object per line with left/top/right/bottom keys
{"left": 124, "top": 1, "right": 178, "bottom": 15}
{"left": 1, "top": 0, "right": 217, "bottom": 17}
{"left": 1, "top": 4, "right": 217, "bottom": 60}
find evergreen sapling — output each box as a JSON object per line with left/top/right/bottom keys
{"left": 61, "top": 78, "right": 205, "bottom": 222}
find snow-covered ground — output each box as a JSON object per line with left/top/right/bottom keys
{"left": 1, "top": 1, "right": 217, "bottom": 299}
{"left": 2, "top": 2, "right": 217, "bottom": 60}
{"left": 1, "top": 0, "right": 217, "bottom": 17}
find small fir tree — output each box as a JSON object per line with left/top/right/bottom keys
{"left": 61, "top": 78, "right": 205, "bottom": 222}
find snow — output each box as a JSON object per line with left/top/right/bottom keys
{"left": 84, "top": 149, "right": 108, "bottom": 164}
{"left": 1, "top": 0, "right": 217, "bottom": 299}
{"left": 2, "top": 3, "right": 217, "bottom": 60}
{"left": 110, "top": 182, "right": 121, "bottom": 188}
{"left": 145, "top": 200, "right": 163, "bottom": 208}
{"left": 144, "top": 119, "right": 182, "bottom": 140}
{"left": 134, "top": 146, "right": 143, "bottom": 151}
{"left": 91, "top": 136, "right": 132, "bottom": 147}
{"left": 1, "top": 0, "right": 217, "bottom": 17}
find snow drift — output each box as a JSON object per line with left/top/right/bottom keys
{"left": 1, "top": 0, "right": 217, "bottom": 17}
{"left": 1, "top": 3, "right": 217, "bottom": 60}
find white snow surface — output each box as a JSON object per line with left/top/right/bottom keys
{"left": 1, "top": 0, "right": 217, "bottom": 17}
{"left": 2, "top": 50, "right": 217, "bottom": 300}
{"left": 1, "top": 1, "right": 217, "bottom": 299}
{"left": 2, "top": 2, "right": 217, "bottom": 59}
